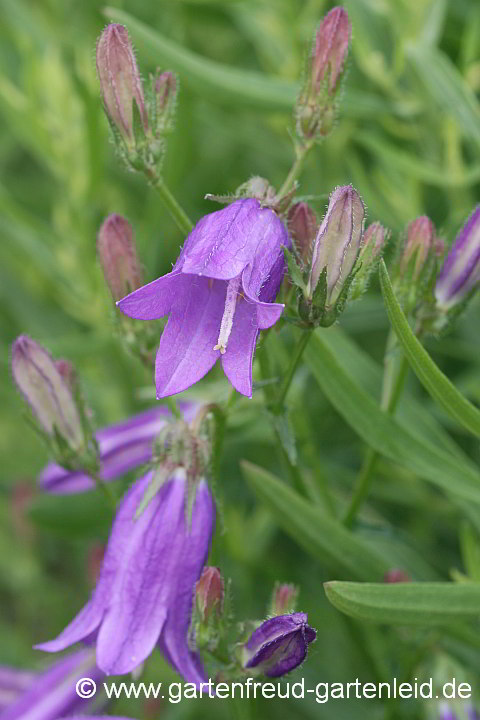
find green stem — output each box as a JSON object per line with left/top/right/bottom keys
{"left": 91, "top": 472, "right": 117, "bottom": 510}
{"left": 343, "top": 349, "right": 409, "bottom": 528}
{"left": 273, "top": 329, "right": 313, "bottom": 413}
{"left": 145, "top": 167, "right": 193, "bottom": 236}
{"left": 277, "top": 140, "right": 314, "bottom": 200}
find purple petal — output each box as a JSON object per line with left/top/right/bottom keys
{"left": 117, "top": 271, "right": 187, "bottom": 320}
{"left": 158, "top": 479, "right": 215, "bottom": 685}
{"left": 0, "top": 668, "right": 37, "bottom": 713}
{"left": 221, "top": 299, "right": 258, "bottom": 398}
{"left": 34, "top": 600, "right": 103, "bottom": 654}
{"left": 155, "top": 277, "right": 225, "bottom": 397}
{"left": 435, "top": 205, "right": 480, "bottom": 307}
{"left": 250, "top": 630, "right": 309, "bottom": 678}
{"left": 246, "top": 613, "right": 309, "bottom": 652}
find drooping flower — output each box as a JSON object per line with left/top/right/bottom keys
{"left": 40, "top": 404, "right": 195, "bottom": 494}
{"left": 242, "top": 612, "right": 316, "bottom": 678}
{"left": 435, "top": 206, "right": 480, "bottom": 310}
{"left": 36, "top": 468, "right": 215, "bottom": 683}
{"left": 118, "top": 198, "right": 290, "bottom": 398}
{"left": 97, "top": 214, "right": 143, "bottom": 301}
{"left": 0, "top": 649, "right": 104, "bottom": 720}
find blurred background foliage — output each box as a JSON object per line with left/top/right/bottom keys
{"left": 0, "top": 0, "right": 479, "bottom": 718}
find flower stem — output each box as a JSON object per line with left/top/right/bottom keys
{"left": 273, "top": 329, "right": 313, "bottom": 413}
{"left": 145, "top": 167, "right": 193, "bottom": 236}
{"left": 91, "top": 472, "right": 117, "bottom": 510}
{"left": 343, "top": 349, "right": 409, "bottom": 528}
{"left": 277, "top": 140, "right": 314, "bottom": 200}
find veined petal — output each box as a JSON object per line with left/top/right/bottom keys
{"left": 155, "top": 277, "right": 225, "bottom": 397}
{"left": 117, "top": 271, "right": 187, "bottom": 320}
{"left": 221, "top": 300, "right": 258, "bottom": 398}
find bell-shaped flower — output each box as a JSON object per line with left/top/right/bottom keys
{"left": 35, "top": 468, "right": 215, "bottom": 684}
{"left": 118, "top": 198, "right": 290, "bottom": 398}
{"left": 242, "top": 612, "right": 316, "bottom": 678}
{"left": 40, "top": 403, "right": 195, "bottom": 494}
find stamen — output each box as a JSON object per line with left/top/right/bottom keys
{"left": 214, "top": 276, "right": 241, "bottom": 354}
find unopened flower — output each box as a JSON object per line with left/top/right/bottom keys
{"left": 287, "top": 202, "right": 317, "bottom": 261}
{"left": 270, "top": 583, "right": 298, "bottom": 615}
{"left": 97, "top": 214, "right": 143, "bottom": 301}
{"left": 297, "top": 7, "right": 351, "bottom": 140}
{"left": 154, "top": 71, "right": 177, "bottom": 133}
{"left": 0, "top": 649, "right": 104, "bottom": 720}
{"left": 96, "top": 24, "right": 148, "bottom": 145}
{"left": 196, "top": 566, "right": 224, "bottom": 622}
{"left": 242, "top": 612, "right": 316, "bottom": 678}
{"left": 118, "top": 198, "right": 289, "bottom": 398}
{"left": 359, "top": 222, "right": 388, "bottom": 262}
{"left": 40, "top": 403, "right": 195, "bottom": 494}
{"left": 307, "top": 185, "right": 365, "bottom": 306}
{"left": 435, "top": 206, "right": 480, "bottom": 310}
{"left": 11, "top": 336, "right": 85, "bottom": 454}
{"left": 36, "top": 468, "right": 215, "bottom": 683}
{"left": 400, "top": 215, "right": 436, "bottom": 281}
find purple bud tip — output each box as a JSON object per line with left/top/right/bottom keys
{"left": 309, "top": 184, "right": 365, "bottom": 304}
{"left": 400, "top": 215, "right": 436, "bottom": 279}
{"left": 97, "top": 214, "right": 143, "bottom": 301}
{"left": 243, "top": 612, "right": 316, "bottom": 678}
{"left": 384, "top": 568, "right": 410, "bottom": 583}
{"left": 155, "top": 71, "right": 177, "bottom": 110}
{"left": 435, "top": 205, "right": 480, "bottom": 310}
{"left": 360, "top": 222, "right": 388, "bottom": 259}
{"left": 96, "top": 23, "right": 147, "bottom": 142}
{"left": 271, "top": 583, "right": 298, "bottom": 615}
{"left": 196, "top": 566, "right": 224, "bottom": 621}
{"left": 11, "top": 335, "right": 84, "bottom": 450}
{"left": 287, "top": 203, "right": 317, "bottom": 261}
{"left": 313, "top": 6, "right": 351, "bottom": 94}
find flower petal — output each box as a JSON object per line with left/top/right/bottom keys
{"left": 155, "top": 277, "right": 225, "bottom": 398}
{"left": 34, "top": 600, "right": 103, "bottom": 654}
{"left": 220, "top": 300, "right": 258, "bottom": 398}
{"left": 117, "top": 271, "right": 187, "bottom": 320}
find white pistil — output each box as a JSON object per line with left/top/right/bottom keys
{"left": 214, "top": 276, "right": 241, "bottom": 354}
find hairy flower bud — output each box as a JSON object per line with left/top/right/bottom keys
{"left": 11, "top": 336, "right": 85, "bottom": 453}
{"left": 308, "top": 185, "right": 365, "bottom": 306}
{"left": 97, "top": 214, "right": 143, "bottom": 301}
{"left": 400, "top": 216, "right": 436, "bottom": 281}
{"left": 154, "top": 71, "right": 177, "bottom": 132}
{"left": 196, "top": 566, "right": 224, "bottom": 622}
{"left": 270, "top": 583, "right": 298, "bottom": 615}
{"left": 435, "top": 206, "right": 480, "bottom": 310}
{"left": 242, "top": 613, "right": 316, "bottom": 678}
{"left": 96, "top": 24, "right": 148, "bottom": 145}
{"left": 359, "top": 222, "right": 388, "bottom": 262}
{"left": 287, "top": 203, "right": 317, "bottom": 262}
{"left": 296, "top": 7, "right": 351, "bottom": 141}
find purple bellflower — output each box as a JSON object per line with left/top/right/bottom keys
{"left": 0, "top": 649, "right": 104, "bottom": 720}
{"left": 118, "top": 198, "right": 290, "bottom": 398}
{"left": 242, "top": 612, "right": 316, "bottom": 678}
{"left": 36, "top": 468, "right": 215, "bottom": 684}
{"left": 40, "top": 404, "right": 195, "bottom": 494}
{"left": 435, "top": 206, "right": 480, "bottom": 310}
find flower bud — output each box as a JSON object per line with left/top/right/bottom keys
{"left": 195, "top": 566, "right": 224, "bottom": 622}
{"left": 296, "top": 7, "right": 351, "bottom": 141}
{"left": 384, "top": 568, "right": 410, "bottom": 583}
{"left": 11, "top": 336, "right": 84, "bottom": 453}
{"left": 242, "top": 612, "right": 316, "bottom": 678}
{"left": 270, "top": 583, "right": 298, "bottom": 615}
{"left": 97, "top": 214, "right": 143, "bottom": 301}
{"left": 359, "top": 222, "right": 388, "bottom": 262}
{"left": 96, "top": 24, "right": 148, "bottom": 145}
{"left": 54, "top": 359, "right": 77, "bottom": 393}
{"left": 154, "top": 71, "right": 177, "bottom": 132}
{"left": 400, "top": 216, "right": 436, "bottom": 281}
{"left": 308, "top": 184, "right": 365, "bottom": 305}
{"left": 287, "top": 203, "right": 317, "bottom": 262}
{"left": 435, "top": 206, "right": 480, "bottom": 310}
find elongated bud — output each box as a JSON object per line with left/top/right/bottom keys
{"left": 242, "top": 613, "right": 316, "bottom": 678}
{"left": 11, "top": 336, "right": 84, "bottom": 452}
{"left": 296, "top": 7, "right": 351, "bottom": 141}
{"left": 97, "top": 214, "right": 143, "bottom": 301}
{"left": 287, "top": 203, "right": 317, "bottom": 262}
{"left": 359, "top": 222, "right": 388, "bottom": 262}
{"left": 270, "top": 583, "right": 298, "bottom": 615}
{"left": 96, "top": 24, "right": 148, "bottom": 145}
{"left": 154, "top": 71, "right": 177, "bottom": 133}
{"left": 308, "top": 184, "right": 365, "bottom": 305}
{"left": 400, "top": 216, "right": 436, "bottom": 281}
{"left": 435, "top": 206, "right": 480, "bottom": 310}
{"left": 196, "top": 566, "right": 224, "bottom": 622}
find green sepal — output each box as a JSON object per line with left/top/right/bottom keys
{"left": 283, "top": 246, "right": 306, "bottom": 293}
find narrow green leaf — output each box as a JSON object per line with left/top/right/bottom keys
{"left": 304, "top": 331, "right": 480, "bottom": 504}
{"left": 379, "top": 261, "right": 480, "bottom": 438}
{"left": 241, "top": 461, "right": 388, "bottom": 580}
{"left": 325, "top": 581, "right": 480, "bottom": 625}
